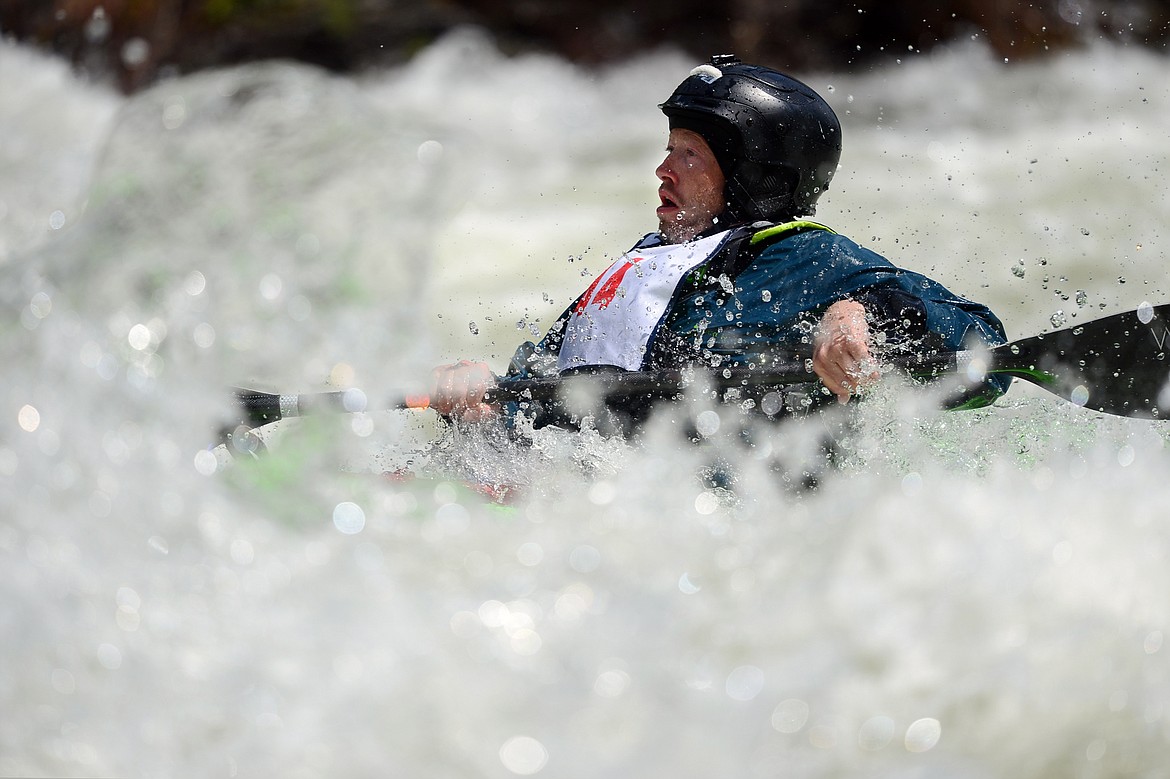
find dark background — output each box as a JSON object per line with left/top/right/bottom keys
{"left": 2, "top": 0, "right": 1167, "bottom": 93}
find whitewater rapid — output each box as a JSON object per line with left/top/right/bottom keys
{"left": 3, "top": 29, "right": 1170, "bottom": 778}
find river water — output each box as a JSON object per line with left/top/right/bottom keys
{"left": 3, "top": 29, "right": 1170, "bottom": 778}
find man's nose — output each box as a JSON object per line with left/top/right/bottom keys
{"left": 655, "top": 156, "right": 676, "bottom": 182}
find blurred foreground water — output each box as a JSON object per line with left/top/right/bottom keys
{"left": 3, "top": 30, "right": 1170, "bottom": 778}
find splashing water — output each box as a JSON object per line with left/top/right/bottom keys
{"left": 3, "top": 30, "right": 1170, "bottom": 778}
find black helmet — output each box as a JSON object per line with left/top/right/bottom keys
{"left": 659, "top": 54, "right": 842, "bottom": 222}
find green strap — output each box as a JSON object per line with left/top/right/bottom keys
{"left": 749, "top": 220, "right": 835, "bottom": 245}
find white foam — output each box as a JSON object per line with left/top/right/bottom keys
{"left": 3, "top": 33, "right": 1170, "bottom": 777}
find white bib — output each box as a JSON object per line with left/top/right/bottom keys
{"left": 558, "top": 230, "right": 733, "bottom": 372}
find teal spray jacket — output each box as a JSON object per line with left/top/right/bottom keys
{"left": 498, "top": 221, "right": 1010, "bottom": 429}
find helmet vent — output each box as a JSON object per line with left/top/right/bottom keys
{"left": 710, "top": 54, "right": 742, "bottom": 68}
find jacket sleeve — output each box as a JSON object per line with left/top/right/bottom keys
{"left": 850, "top": 283, "right": 1011, "bottom": 406}
{"left": 681, "top": 231, "right": 1012, "bottom": 404}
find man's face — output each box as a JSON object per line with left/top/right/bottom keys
{"left": 656, "top": 128, "right": 727, "bottom": 244}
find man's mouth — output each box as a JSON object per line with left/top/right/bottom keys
{"left": 658, "top": 190, "right": 680, "bottom": 212}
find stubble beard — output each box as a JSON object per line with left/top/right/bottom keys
{"left": 659, "top": 209, "right": 712, "bottom": 245}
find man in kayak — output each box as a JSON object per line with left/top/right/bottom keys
{"left": 430, "top": 54, "right": 1009, "bottom": 430}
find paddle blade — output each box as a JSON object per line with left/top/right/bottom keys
{"left": 989, "top": 303, "right": 1170, "bottom": 417}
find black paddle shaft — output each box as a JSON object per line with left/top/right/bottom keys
{"left": 230, "top": 303, "right": 1170, "bottom": 429}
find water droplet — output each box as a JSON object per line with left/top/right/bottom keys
{"left": 97, "top": 642, "right": 123, "bottom": 670}
{"left": 51, "top": 668, "right": 76, "bottom": 695}
{"left": 184, "top": 270, "right": 206, "bottom": 295}
{"left": 333, "top": 502, "right": 366, "bottom": 535}
{"left": 905, "top": 718, "right": 942, "bottom": 752}
{"left": 1075, "top": 290, "right": 1088, "bottom": 307}
{"left": 678, "top": 571, "right": 702, "bottom": 593}
{"left": 594, "top": 668, "right": 630, "bottom": 698}
{"left": 128, "top": 324, "right": 152, "bottom": 351}
{"left": 29, "top": 292, "right": 52, "bottom": 319}
{"left": 17, "top": 404, "right": 40, "bottom": 433}
{"left": 517, "top": 541, "right": 544, "bottom": 566}
{"left": 121, "top": 37, "right": 150, "bottom": 68}
{"left": 417, "top": 139, "right": 443, "bottom": 164}
{"left": 859, "top": 715, "right": 896, "bottom": 750}
{"left": 499, "top": 736, "right": 548, "bottom": 775}
{"left": 1050, "top": 310, "right": 1067, "bottom": 328}
{"left": 193, "top": 449, "right": 218, "bottom": 476}
{"left": 259, "top": 273, "right": 282, "bottom": 301}
{"left": 342, "top": 388, "right": 367, "bottom": 412}
{"left": 771, "top": 698, "right": 810, "bottom": 733}
{"left": 162, "top": 98, "right": 186, "bottom": 130}
{"left": 193, "top": 322, "right": 216, "bottom": 348}
{"left": 85, "top": 7, "right": 110, "bottom": 42}
{"left": 468, "top": 321, "right": 479, "bottom": 335}
{"left": 725, "top": 665, "right": 766, "bottom": 701}
{"left": 1010, "top": 261, "right": 1026, "bottom": 278}
{"left": 569, "top": 545, "right": 601, "bottom": 573}
{"left": 761, "top": 391, "right": 783, "bottom": 416}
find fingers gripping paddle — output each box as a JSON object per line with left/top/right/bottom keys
{"left": 229, "top": 302, "right": 1170, "bottom": 431}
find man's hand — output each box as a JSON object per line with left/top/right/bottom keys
{"left": 812, "top": 299, "right": 880, "bottom": 404}
{"left": 428, "top": 360, "right": 497, "bottom": 421}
